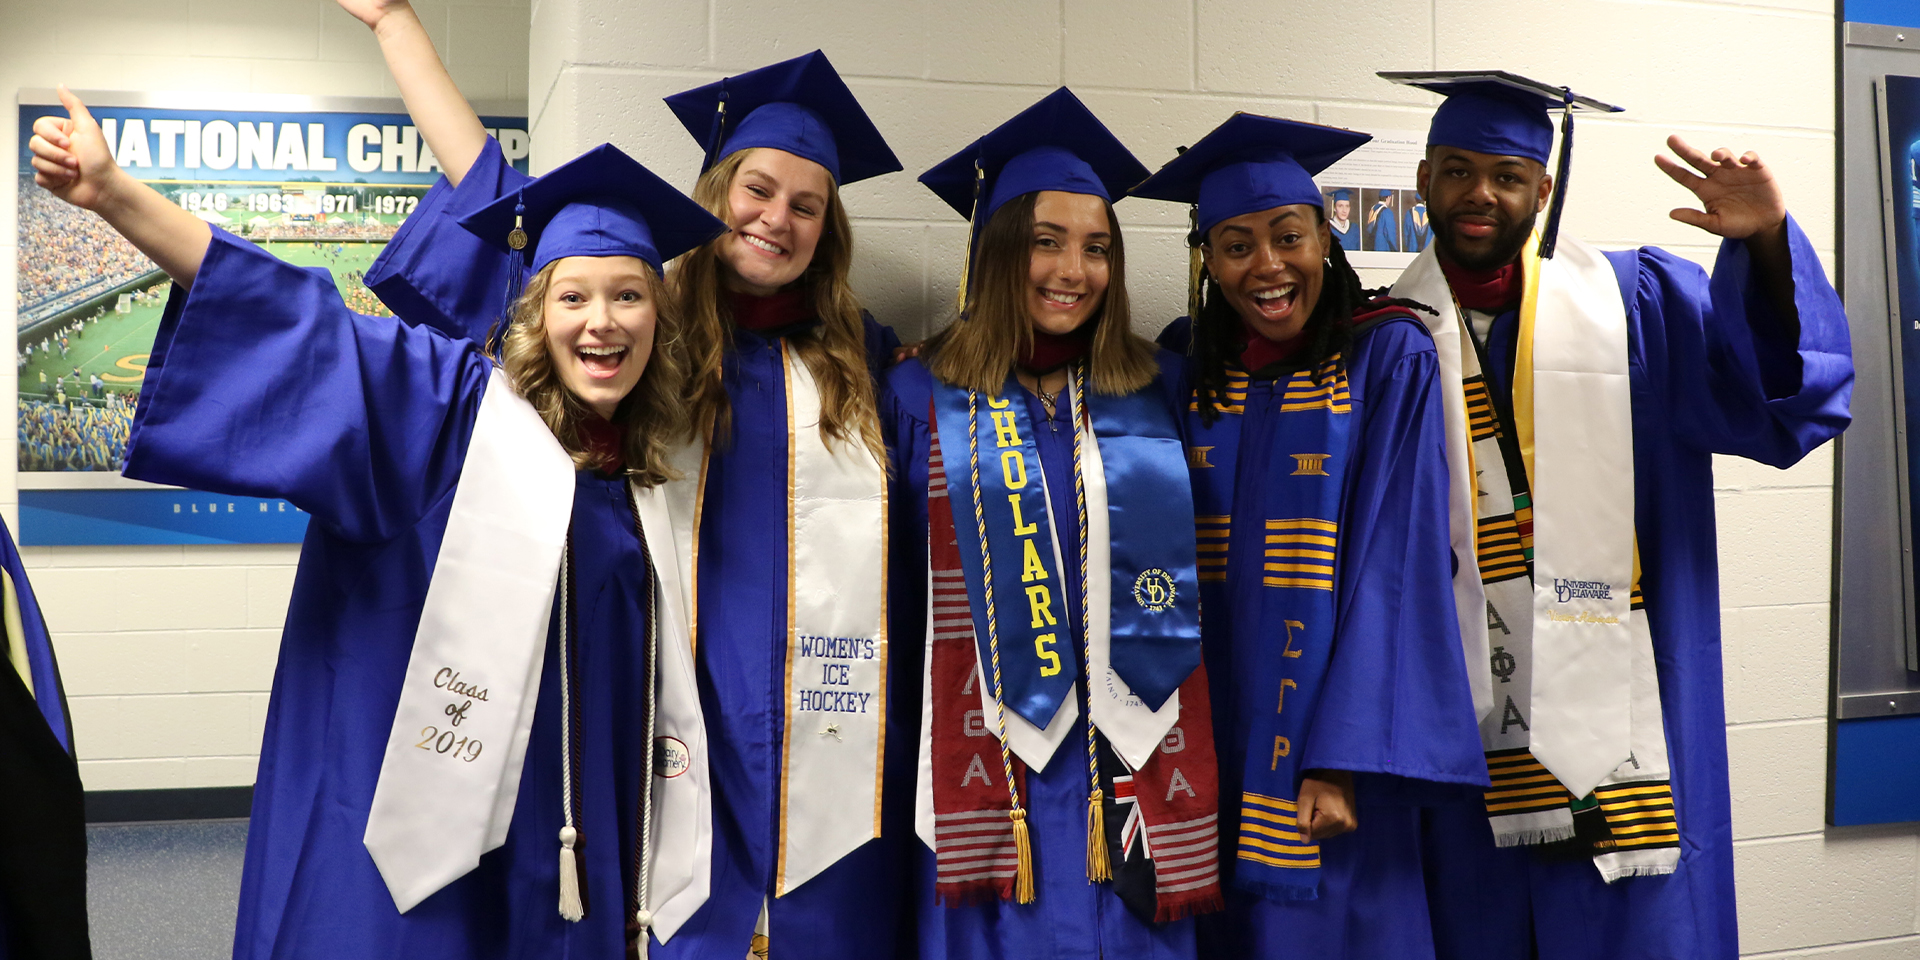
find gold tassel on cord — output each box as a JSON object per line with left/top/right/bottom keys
{"left": 1085, "top": 789, "right": 1112, "bottom": 882}
{"left": 1011, "top": 807, "right": 1036, "bottom": 904}
{"left": 1186, "top": 206, "right": 1205, "bottom": 322}
{"left": 1006, "top": 806, "right": 1036, "bottom": 902}
{"left": 557, "top": 826, "right": 585, "bottom": 921}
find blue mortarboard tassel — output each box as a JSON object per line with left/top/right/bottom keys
{"left": 495, "top": 192, "right": 530, "bottom": 356}
{"left": 1538, "top": 90, "right": 1575, "bottom": 260}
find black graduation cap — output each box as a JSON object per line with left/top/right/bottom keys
{"left": 1379, "top": 70, "right": 1623, "bottom": 258}
{"left": 663, "top": 50, "right": 903, "bottom": 186}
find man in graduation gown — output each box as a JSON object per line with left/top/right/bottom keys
{"left": 1379, "top": 71, "right": 1852, "bottom": 960}
{"left": 1367, "top": 191, "right": 1400, "bottom": 252}
{"left": 0, "top": 512, "right": 90, "bottom": 959}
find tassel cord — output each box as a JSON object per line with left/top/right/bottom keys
{"left": 967, "top": 389, "right": 1037, "bottom": 904}
{"left": 1069, "top": 363, "right": 1111, "bottom": 884}
{"left": 1539, "top": 94, "right": 1574, "bottom": 260}
{"left": 956, "top": 161, "right": 985, "bottom": 317}
{"left": 556, "top": 531, "right": 587, "bottom": 922}
{"left": 625, "top": 489, "right": 662, "bottom": 957}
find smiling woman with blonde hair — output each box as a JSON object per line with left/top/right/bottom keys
{"left": 30, "top": 80, "right": 724, "bottom": 957}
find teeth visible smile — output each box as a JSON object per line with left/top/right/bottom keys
{"left": 579, "top": 345, "right": 626, "bottom": 356}
{"left": 742, "top": 234, "right": 786, "bottom": 255}
{"left": 1041, "top": 289, "right": 1082, "bottom": 305}
{"left": 1253, "top": 285, "right": 1296, "bottom": 301}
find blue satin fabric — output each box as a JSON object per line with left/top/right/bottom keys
{"left": 1160, "top": 313, "right": 1487, "bottom": 959}
{"left": 888, "top": 354, "right": 1200, "bottom": 960}
{"left": 360, "top": 146, "right": 919, "bottom": 958}
{"left": 933, "top": 380, "right": 1075, "bottom": 730}
{"left": 1422, "top": 220, "right": 1852, "bottom": 960}
{"left": 0, "top": 515, "right": 64, "bottom": 753}
{"left": 123, "top": 230, "right": 665, "bottom": 959}
{"left": 1088, "top": 383, "right": 1203, "bottom": 711}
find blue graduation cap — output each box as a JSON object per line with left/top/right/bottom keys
{"left": 457, "top": 144, "right": 727, "bottom": 326}
{"left": 1130, "top": 112, "right": 1370, "bottom": 240}
{"left": 663, "top": 50, "right": 902, "bottom": 186}
{"left": 919, "top": 88, "right": 1150, "bottom": 310}
{"left": 1379, "top": 70, "right": 1622, "bottom": 258}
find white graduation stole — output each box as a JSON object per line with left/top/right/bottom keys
{"left": 631, "top": 441, "right": 714, "bottom": 941}
{"left": 773, "top": 343, "right": 891, "bottom": 896}
{"left": 1391, "top": 238, "right": 1634, "bottom": 798}
{"left": 364, "top": 368, "right": 574, "bottom": 911}
{"left": 365, "top": 369, "right": 714, "bottom": 928}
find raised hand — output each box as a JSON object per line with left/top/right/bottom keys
{"left": 335, "top": 0, "right": 414, "bottom": 30}
{"left": 28, "top": 86, "right": 121, "bottom": 213}
{"left": 1654, "top": 134, "right": 1788, "bottom": 241}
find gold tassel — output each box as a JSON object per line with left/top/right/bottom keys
{"left": 1085, "top": 789, "right": 1112, "bottom": 883}
{"left": 557, "top": 826, "right": 585, "bottom": 922}
{"left": 1011, "top": 807, "right": 1036, "bottom": 904}
{"left": 1186, "top": 206, "right": 1204, "bottom": 322}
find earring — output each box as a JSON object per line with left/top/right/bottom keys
{"left": 1324, "top": 257, "right": 1332, "bottom": 267}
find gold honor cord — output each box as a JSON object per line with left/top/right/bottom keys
{"left": 1071, "top": 362, "right": 1111, "bottom": 884}
{"left": 967, "top": 389, "right": 1036, "bottom": 903}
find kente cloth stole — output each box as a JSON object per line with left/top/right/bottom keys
{"left": 918, "top": 375, "right": 1220, "bottom": 918}
{"left": 1393, "top": 237, "right": 1680, "bottom": 879}
{"left": 773, "top": 342, "right": 890, "bottom": 896}
{"left": 1184, "top": 356, "right": 1349, "bottom": 902}
{"left": 366, "top": 369, "right": 715, "bottom": 932}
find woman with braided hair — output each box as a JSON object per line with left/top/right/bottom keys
{"left": 1135, "top": 114, "right": 1489, "bottom": 960}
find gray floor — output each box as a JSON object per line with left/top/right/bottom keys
{"left": 86, "top": 820, "right": 246, "bottom": 960}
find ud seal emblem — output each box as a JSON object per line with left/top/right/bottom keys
{"left": 1132, "top": 569, "right": 1178, "bottom": 612}
{"left": 654, "top": 736, "right": 690, "bottom": 778}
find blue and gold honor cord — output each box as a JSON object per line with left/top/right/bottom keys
{"left": 1070, "top": 362, "right": 1111, "bottom": 884}
{"left": 967, "top": 388, "right": 1036, "bottom": 903}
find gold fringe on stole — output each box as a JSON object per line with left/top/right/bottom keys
{"left": 1011, "top": 808, "right": 1036, "bottom": 904}
{"left": 1085, "top": 789, "right": 1112, "bottom": 882}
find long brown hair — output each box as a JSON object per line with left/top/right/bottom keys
{"left": 668, "top": 148, "right": 885, "bottom": 460}
{"left": 500, "top": 260, "right": 691, "bottom": 485}
{"left": 923, "top": 192, "right": 1157, "bottom": 396}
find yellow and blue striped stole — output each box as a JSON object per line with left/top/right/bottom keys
{"left": 1182, "top": 358, "right": 1352, "bottom": 900}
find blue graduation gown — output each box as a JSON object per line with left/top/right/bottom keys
{"left": 0, "top": 512, "right": 88, "bottom": 959}
{"left": 1159, "top": 315, "right": 1488, "bottom": 959}
{"left": 1420, "top": 218, "right": 1853, "bottom": 960}
{"left": 363, "top": 142, "right": 918, "bottom": 959}
{"left": 1330, "top": 220, "right": 1360, "bottom": 253}
{"left": 125, "top": 229, "right": 668, "bottom": 959}
{"left": 886, "top": 352, "right": 1199, "bottom": 960}
{"left": 1369, "top": 203, "right": 1400, "bottom": 253}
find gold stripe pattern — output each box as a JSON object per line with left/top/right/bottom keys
{"left": 1236, "top": 791, "right": 1320, "bottom": 869}
{"left": 1197, "top": 515, "right": 1231, "bottom": 583}
{"left": 1264, "top": 518, "right": 1336, "bottom": 591}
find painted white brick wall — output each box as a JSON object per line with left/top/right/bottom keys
{"left": 0, "top": 0, "right": 530, "bottom": 791}
{"left": 517, "top": 0, "right": 1892, "bottom": 956}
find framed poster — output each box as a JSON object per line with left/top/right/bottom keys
{"left": 1312, "top": 128, "right": 1429, "bottom": 269}
{"left": 13, "top": 90, "right": 528, "bottom": 545}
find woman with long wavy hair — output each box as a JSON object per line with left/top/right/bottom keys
{"left": 888, "top": 88, "right": 1223, "bottom": 960}
{"left": 32, "top": 82, "right": 724, "bottom": 959}
{"left": 340, "top": 3, "right": 914, "bottom": 954}
{"left": 1132, "top": 114, "right": 1487, "bottom": 960}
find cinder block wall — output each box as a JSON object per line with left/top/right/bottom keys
{"left": 523, "top": 0, "right": 1896, "bottom": 957}
{"left": 0, "top": 0, "right": 529, "bottom": 791}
